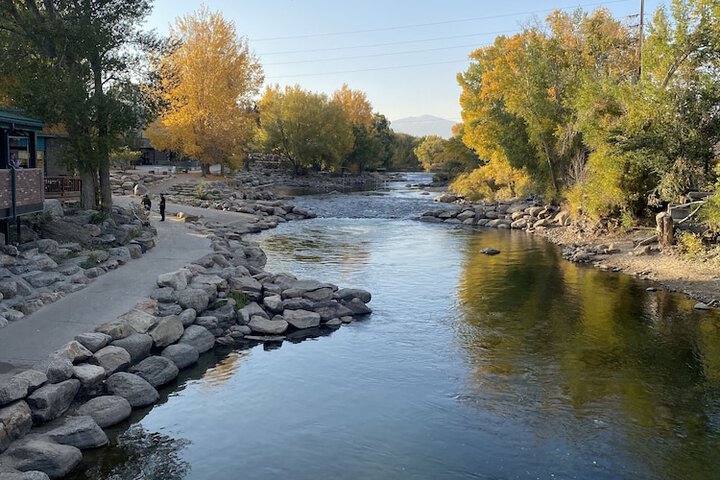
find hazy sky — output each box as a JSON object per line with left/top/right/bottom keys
{"left": 144, "top": 0, "right": 662, "bottom": 122}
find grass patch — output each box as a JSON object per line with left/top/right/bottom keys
{"left": 227, "top": 290, "right": 250, "bottom": 311}
{"left": 79, "top": 252, "right": 100, "bottom": 269}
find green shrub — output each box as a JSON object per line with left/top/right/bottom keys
{"left": 676, "top": 231, "right": 705, "bottom": 258}
{"left": 80, "top": 252, "right": 100, "bottom": 269}
{"left": 195, "top": 181, "right": 210, "bottom": 200}
{"left": 89, "top": 211, "right": 108, "bottom": 224}
{"left": 227, "top": 290, "right": 249, "bottom": 310}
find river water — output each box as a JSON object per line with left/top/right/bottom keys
{"left": 72, "top": 174, "right": 720, "bottom": 480}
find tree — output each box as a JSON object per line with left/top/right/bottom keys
{"left": 0, "top": 0, "right": 157, "bottom": 210}
{"left": 258, "top": 85, "right": 353, "bottom": 174}
{"left": 332, "top": 84, "right": 373, "bottom": 129}
{"left": 147, "top": 7, "right": 263, "bottom": 176}
{"left": 388, "top": 132, "right": 421, "bottom": 171}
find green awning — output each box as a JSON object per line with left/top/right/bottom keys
{"left": 0, "top": 110, "right": 44, "bottom": 131}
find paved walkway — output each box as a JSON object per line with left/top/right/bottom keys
{"left": 0, "top": 199, "right": 254, "bottom": 382}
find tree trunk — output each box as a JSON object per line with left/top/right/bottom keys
{"left": 92, "top": 53, "right": 112, "bottom": 211}
{"left": 98, "top": 160, "right": 112, "bottom": 211}
{"left": 80, "top": 169, "right": 97, "bottom": 209}
{"left": 201, "top": 163, "right": 210, "bottom": 176}
{"left": 656, "top": 212, "right": 674, "bottom": 248}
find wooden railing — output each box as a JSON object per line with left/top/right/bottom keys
{"left": 44, "top": 176, "right": 82, "bottom": 198}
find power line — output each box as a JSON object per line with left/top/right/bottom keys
{"left": 265, "top": 59, "right": 470, "bottom": 80}
{"left": 258, "top": 30, "right": 515, "bottom": 56}
{"left": 264, "top": 43, "right": 489, "bottom": 66}
{"left": 251, "top": 0, "right": 632, "bottom": 42}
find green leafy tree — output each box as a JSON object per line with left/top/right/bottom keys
{"left": 0, "top": 0, "right": 157, "bottom": 210}
{"left": 258, "top": 85, "right": 353, "bottom": 174}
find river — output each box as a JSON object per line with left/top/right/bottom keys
{"left": 71, "top": 174, "right": 720, "bottom": 480}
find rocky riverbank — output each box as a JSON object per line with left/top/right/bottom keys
{"left": 0, "top": 203, "right": 156, "bottom": 330}
{"left": 422, "top": 200, "right": 720, "bottom": 308}
{"left": 0, "top": 212, "right": 371, "bottom": 479}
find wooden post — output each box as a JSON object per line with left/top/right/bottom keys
{"left": 656, "top": 211, "right": 674, "bottom": 247}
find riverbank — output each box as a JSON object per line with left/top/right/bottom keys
{"left": 420, "top": 200, "right": 720, "bottom": 308}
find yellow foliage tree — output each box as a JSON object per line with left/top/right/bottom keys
{"left": 147, "top": 7, "right": 263, "bottom": 175}
{"left": 331, "top": 84, "right": 373, "bottom": 129}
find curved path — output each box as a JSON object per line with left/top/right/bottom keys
{"left": 0, "top": 197, "right": 254, "bottom": 382}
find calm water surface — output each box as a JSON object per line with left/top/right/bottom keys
{"left": 72, "top": 174, "right": 720, "bottom": 480}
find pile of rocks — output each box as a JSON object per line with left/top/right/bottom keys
{"left": 110, "top": 171, "right": 169, "bottom": 197}
{"left": 0, "top": 204, "right": 156, "bottom": 329}
{"left": 0, "top": 234, "right": 371, "bottom": 479}
{"left": 419, "top": 201, "right": 570, "bottom": 230}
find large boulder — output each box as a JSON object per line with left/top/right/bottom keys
{"left": 335, "top": 288, "right": 372, "bottom": 304}
{"left": 73, "top": 333, "right": 111, "bottom": 353}
{"left": 35, "top": 358, "right": 73, "bottom": 385}
{"left": 148, "top": 316, "right": 184, "bottom": 348}
{"left": 71, "top": 365, "right": 105, "bottom": 390}
{"left": 228, "top": 276, "right": 262, "bottom": 299}
{"left": 156, "top": 269, "right": 190, "bottom": 291}
{"left": 263, "top": 295, "right": 283, "bottom": 314}
{"left": 42, "top": 200, "right": 64, "bottom": 218}
{"left": 312, "top": 300, "right": 353, "bottom": 322}
{"left": 94, "top": 319, "right": 132, "bottom": 341}
{"left": 178, "top": 309, "right": 197, "bottom": 327}
{"left": 161, "top": 344, "right": 199, "bottom": 370}
{"left": 342, "top": 298, "right": 373, "bottom": 316}
{"left": 89, "top": 346, "right": 131, "bottom": 375}
{"left": 129, "top": 356, "right": 179, "bottom": 388}
{"left": 116, "top": 310, "right": 157, "bottom": 335}
{"left": 0, "top": 379, "right": 29, "bottom": 407}
{"left": 248, "top": 316, "right": 288, "bottom": 335}
{"left": 74, "top": 395, "right": 131, "bottom": 428}
{"left": 36, "top": 415, "right": 107, "bottom": 450}
{"left": 0, "top": 438, "right": 82, "bottom": 479}
{"left": 175, "top": 288, "right": 209, "bottom": 312}
{"left": 110, "top": 333, "right": 153, "bottom": 364}
{"left": 104, "top": 373, "right": 159, "bottom": 408}
{"left": 53, "top": 342, "right": 92, "bottom": 365}
{"left": 282, "top": 297, "right": 314, "bottom": 311}
{"left": 0, "top": 401, "right": 32, "bottom": 453}
{"left": 177, "top": 325, "right": 215, "bottom": 353}
{"left": 282, "top": 309, "right": 321, "bottom": 330}
{"left": 25, "top": 380, "right": 80, "bottom": 425}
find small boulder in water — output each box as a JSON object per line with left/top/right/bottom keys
{"left": 481, "top": 248, "right": 501, "bottom": 256}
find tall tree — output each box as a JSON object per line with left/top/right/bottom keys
{"left": 0, "top": 0, "right": 155, "bottom": 210}
{"left": 147, "top": 7, "right": 263, "bottom": 176}
{"left": 258, "top": 85, "right": 353, "bottom": 174}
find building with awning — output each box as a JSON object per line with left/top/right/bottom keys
{"left": 0, "top": 109, "right": 45, "bottom": 242}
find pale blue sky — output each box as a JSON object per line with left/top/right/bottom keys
{"left": 144, "top": 0, "right": 662, "bottom": 122}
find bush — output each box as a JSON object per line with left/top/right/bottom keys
{"left": 227, "top": 290, "right": 249, "bottom": 310}
{"left": 195, "top": 181, "right": 210, "bottom": 200}
{"left": 676, "top": 231, "right": 705, "bottom": 258}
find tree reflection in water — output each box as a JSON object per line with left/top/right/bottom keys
{"left": 455, "top": 230, "right": 720, "bottom": 478}
{"left": 71, "top": 424, "right": 190, "bottom": 480}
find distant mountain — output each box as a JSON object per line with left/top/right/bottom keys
{"left": 390, "top": 115, "right": 455, "bottom": 139}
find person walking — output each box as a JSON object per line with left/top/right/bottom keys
{"left": 159, "top": 193, "right": 166, "bottom": 221}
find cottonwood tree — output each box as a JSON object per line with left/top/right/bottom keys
{"left": 258, "top": 85, "right": 353, "bottom": 174}
{"left": 0, "top": 0, "right": 156, "bottom": 209}
{"left": 147, "top": 7, "right": 263, "bottom": 176}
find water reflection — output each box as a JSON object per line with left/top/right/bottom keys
{"left": 456, "top": 230, "right": 720, "bottom": 479}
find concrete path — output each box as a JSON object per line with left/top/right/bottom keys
{"left": 0, "top": 199, "right": 257, "bottom": 382}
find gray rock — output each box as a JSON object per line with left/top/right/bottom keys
{"left": 29, "top": 255, "right": 57, "bottom": 271}
{"left": 156, "top": 269, "right": 190, "bottom": 290}
{"left": 336, "top": 288, "right": 372, "bottom": 304}
{"left": 19, "top": 299, "right": 45, "bottom": 316}
{"left": 203, "top": 304, "right": 236, "bottom": 329}
{"left": 151, "top": 287, "right": 175, "bottom": 303}
{"left": 37, "top": 358, "right": 73, "bottom": 385}
{"left": 312, "top": 300, "right": 353, "bottom": 321}
{"left": 694, "top": 302, "right": 711, "bottom": 310}
{"left": 94, "top": 319, "right": 132, "bottom": 341}
{"left": 74, "top": 395, "right": 131, "bottom": 428}
{"left": 127, "top": 244, "right": 143, "bottom": 259}
{"left": 248, "top": 316, "right": 288, "bottom": 335}
{"left": 303, "top": 288, "right": 335, "bottom": 302}
{"left": 73, "top": 333, "right": 111, "bottom": 353}
{"left": 178, "top": 308, "right": 197, "bottom": 327}
{"left": 160, "top": 344, "right": 199, "bottom": 370}
{"left": 26, "top": 380, "right": 80, "bottom": 425}
{"left": 71, "top": 365, "right": 105, "bottom": 389}
{"left": 263, "top": 295, "right": 283, "bottom": 314}
{"left": 110, "top": 333, "right": 153, "bottom": 364}
{"left": 0, "top": 378, "right": 29, "bottom": 407}
{"left": 43, "top": 199, "right": 64, "bottom": 218}
{"left": 0, "top": 438, "right": 81, "bottom": 479}
{"left": 239, "top": 302, "right": 268, "bottom": 319}
{"left": 342, "top": 298, "right": 373, "bottom": 316}
{"left": 105, "top": 373, "right": 159, "bottom": 408}
{"left": 117, "top": 309, "right": 158, "bottom": 334}
{"left": 178, "top": 325, "right": 215, "bottom": 353}
{"left": 282, "top": 309, "right": 321, "bottom": 329}
{"left": 129, "top": 356, "right": 179, "bottom": 387}
{"left": 0, "top": 280, "right": 17, "bottom": 299}
{"left": 53, "top": 341, "right": 92, "bottom": 364}
{"left": 2, "top": 311, "right": 23, "bottom": 323}
{"left": 229, "top": 276, "right": 262, "bottom": 298}
{"left": 22, "top": 272, "right": 61, "bottom": 289}
{"left": 325, "top": 318, "right": 342, "bottom": 327}
{"left": 0, "top": 468, "right": 50, "bottom": 479}
{"left": 282, "top": 297, "right": 315, "bottom": 311}
{"left": 13, "top": 371, "right": 46, "bottom": 395}
{"left": 107, "top": 247, "right": 130, "bottom": 265}
{"left": 148, "top": 315, "right": 184, "bottom": 348}
{"left": 36, "top": 415, "right": 107, "bottom": 450}
{"left": 158, "top": 304, "right": 183, "bottom": 316}
{"left": 175, "top": 288, "right": 209, "bottom": 312}
{"left": 89, "top": 346, "right": 131, "bottom": 375}
{"left": 0, "top": 401, "right": 32, "bottom": 453}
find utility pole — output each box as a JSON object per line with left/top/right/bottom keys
{"left": 638, "top": 0, "right": 645, "bottom": 79}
